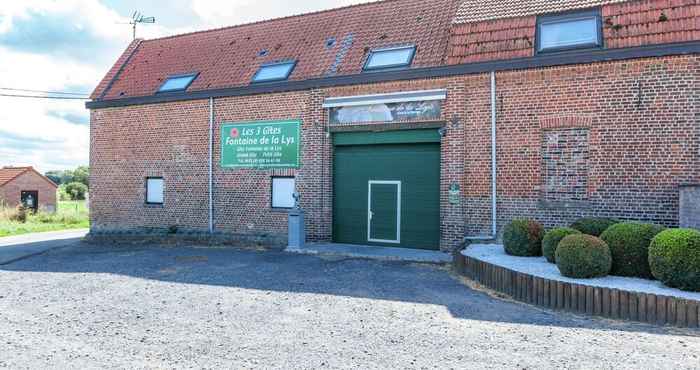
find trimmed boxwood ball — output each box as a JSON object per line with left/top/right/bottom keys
{"left": 542, "top": 227, "right": 581, "bottom": 263}
{"left": 555, "top": 234, "right": 612, "bottom": 278}
{"left": 503, "top": 219, "right": 544, "bottom": 257}
{"left": 648, "top": 229, "right": 700, "bottom": 292}
{"left": 570, "top": 217, "right": 619, "bottom": 237}
{"left": 600, "top": 222, "right": 665, "bottom": 279}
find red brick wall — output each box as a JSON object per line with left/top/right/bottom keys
{"left": 448, "top": 0, "right": 699, "bottom": 64}
{"left": 463, "top": 54, "right": 699, "bottom": 235}
{"left": 89, "top": 54, "right": 699, "bottom": 249}
{"left": 0, "top": 172, "right": 57, "bottom": 211}
{"left": 90, "top": 100, "right": 211, "bottom": 231}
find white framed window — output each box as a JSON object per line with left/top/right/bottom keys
{"left": 271, "top": 177, "right": 295, "bottom": 209}
{"left": 363, "top": 45, "right": 416, "bottom": 71}
{"left": 146, "top": 177, "right": 164, "bottom": 204}
{"left": 536, "top": 10, "right": 602, "bottom": 53}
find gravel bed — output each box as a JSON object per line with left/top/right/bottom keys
{"left": 463, "top": 244, "right": 700, "bottom": 301}
{"left": 0, "top": 242, "right": 698, "bottom": 369}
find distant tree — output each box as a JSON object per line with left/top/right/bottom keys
{"left": 64, "top": 182, "right": 88, "bottom": 201}
{"left": 45, "top": 171, "right": 63, "bottom": 185}
{"left": 71, "top": 166, "right": 89, "bottom": 187}
{"left": 44, "top": 166, "right": 89, "bottom": 187}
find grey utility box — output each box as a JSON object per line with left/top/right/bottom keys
{"left": 680, "top": 184, "right": 700, "bottom": 230}
{"left": 287, "top": 208, "right": 306, "bottom": 250}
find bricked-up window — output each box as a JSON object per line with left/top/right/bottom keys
{"left": 271, "top": 177, "right": 295, "bottom": 208}
{"left": 536, "top": 9, "right": 602, "bottom": 53}
{"left": 542, "top": 129, "right": 590, "bottom": 201}
{"left": 146, "top": 178, "right": 164, "bottom": 204}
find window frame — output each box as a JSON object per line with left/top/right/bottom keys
{"left": 535, "top": 9, "right": 603, "bottom": 54}
{"left": 156, "top": 72, "right": 199, "bottom": 93}
{"left": 270, "top": 176, "right": 296, "bottom": 210}
{"left": 362, "top": 45, "right": 416, "bottom": 72}
{"left": 145, "top": 177, "right": 165, "bottom": 205}
{"left": 251, "top": 60, "right": 297, "bottom": 84}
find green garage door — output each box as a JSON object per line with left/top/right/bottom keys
{"left": 333, "top": 131, "right": 441, "bottom": 250}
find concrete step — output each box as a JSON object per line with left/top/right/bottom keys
{"left": 286, "top": 243, "right": 452, "bottom": 264}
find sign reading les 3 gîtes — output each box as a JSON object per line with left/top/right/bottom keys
{"left": 221, "top": 120, "right": 300, "bottom": 168}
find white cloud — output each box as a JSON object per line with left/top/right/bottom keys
{"left": 191, "top": 0, "right": 376, "bottom": 28}
{"left": 0, "top": 0, "right": 186, "bottom": 173}
{"left": 0, "top": 0, "right": 374, "bottom": 173}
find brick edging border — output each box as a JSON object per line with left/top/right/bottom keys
{"left": 454, "top": 252, "right": 700, "bottom": 328}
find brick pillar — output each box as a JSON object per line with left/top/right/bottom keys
{"left": 440, "top": 78, "right": 467, "bottom": 252}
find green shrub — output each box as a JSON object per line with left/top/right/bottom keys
{"left": 63, "top": 182, "right": 88, "bottom": 201}
{"left": 600, "top": 222, "right": 665, "bottom": 279}
{"left": 555, "top": 234, "right": 612, "bottom": 278}
{"left": 570, "top": 217, "right": 619, "bottom": 236}
{"left": 503, "top": 219, "right": 544, "bottom": 257}
{"left": 649, "top": 229, "right": 700, "bottom": 292}
{"left": 542, "top": 227, "right": 581, "bottom": 263}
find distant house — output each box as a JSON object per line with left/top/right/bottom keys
{"left": 0, "top": 167, "right": 58, "bottom": 212}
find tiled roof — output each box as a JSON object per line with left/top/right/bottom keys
{"left": 0, "top": 167, "right": 57, "bottom": 188}
{"left": 93, "top": 0, "right": 460, "bottom": 101}
{"left": 454, "top": 0, "right": 628, "bottom": 23}
{"left": 0, "top": 167, "right": 31, "bottom": 187}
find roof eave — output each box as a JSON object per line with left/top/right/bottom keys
{"left": 87, "top": 40, "right": 700, "bottom": 110}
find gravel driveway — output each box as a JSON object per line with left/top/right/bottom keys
{"left": 0, "top": 242, "right": 698, "bottom": 369}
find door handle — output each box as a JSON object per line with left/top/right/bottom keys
{"left": 369, "top": 211, "right": 374, "bottom": 220}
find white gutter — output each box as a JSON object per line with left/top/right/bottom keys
{"left": 208, "top": 97, "right": 214, "bottom": 234}
{"left": 466, "top": 71, "right": 498, "bottom": 240}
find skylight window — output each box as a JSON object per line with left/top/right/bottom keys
{"left": 536, "top": 10, "right": 602, "bottom": 53}
{"left": 252, "top": 61, "right": 296, "bottom": 83}
{"left": 157, "top": 73, "right": 198, "bottom": 93}
{"left": 363, "top": 45, "right": 416, "bottom": 71}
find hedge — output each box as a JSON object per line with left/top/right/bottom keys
{"left": 555, "top": 234, "right": 612, "bottom": 279}
{"left": 570, "top": 217, "right": 619, "bottom": 237}
{"left": 542, "top": 227, "right": 581, "bottom": 264}
{"left": 503, "top": 219, "right": 544, "bottom": 257}
{"left": 649, "top": 229, "right": 700, "bottom": 292}
{"left": 600, "top": 222, "right": 665, "bottom": 279}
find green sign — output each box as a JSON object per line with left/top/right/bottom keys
{"left": 221, "top": 120, "right": 300, "bottom": 168}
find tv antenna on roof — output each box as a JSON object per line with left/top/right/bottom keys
{"left": 127, "top": 11, "right": 155, "bottom": 40}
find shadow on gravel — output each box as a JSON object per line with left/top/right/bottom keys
{"left": 1, "top": 242, "right": 696, "bottom": 337}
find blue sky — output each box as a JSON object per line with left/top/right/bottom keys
{"left": 0, "top": 0, "right": 371, "bottom": 173}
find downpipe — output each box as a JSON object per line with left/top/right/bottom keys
{"left": 208, "top": 97, "right": 214, "bottom": 234}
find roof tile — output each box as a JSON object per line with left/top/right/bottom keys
{"left": 93, "top": 0, "right": 460, "bottom": 101}
{"left": 454, "top": 0, "right": 628, "bottom": 24}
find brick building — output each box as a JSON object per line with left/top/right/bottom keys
{"left": 0, "top": 167, "right": 58, "bottom": 212}
{"left": 87, "top": 0, "right": 699, "bottom": 252}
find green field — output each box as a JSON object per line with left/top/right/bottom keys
{"left": 0, "top": 201, "right": 89, "bottom": 238}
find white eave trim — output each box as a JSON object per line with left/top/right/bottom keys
{"left": 322, "top": 89, "right": 447, "bottom": 108}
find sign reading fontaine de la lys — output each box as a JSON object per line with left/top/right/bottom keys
{"left": 221, "top": 120, "right": 300, "bottom": 168}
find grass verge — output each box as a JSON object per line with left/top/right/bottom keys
{"left": 0, "top": 201, "right": 89, "bottom": 237}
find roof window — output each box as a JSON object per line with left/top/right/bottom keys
{"left": 252, "top": 61, "right": 296, "bottom": 83}
{"left": 363, "top": 45, "right": 416, "bottom": 71}
{"left": 157, "top": 73, "right": 198, "bottom": 93}
{"left": 536, "top": 9, "right": 602, "bottom": 53}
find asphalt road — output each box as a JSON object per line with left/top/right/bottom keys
{"left": 0, "top": 241, "right": 698, "bottom": 369}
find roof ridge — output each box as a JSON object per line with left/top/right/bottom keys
{"left": 142, "top": 0, "right": 397, "bottom": 43}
